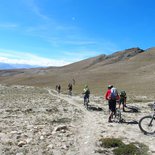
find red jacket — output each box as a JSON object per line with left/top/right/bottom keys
{"left": 105, "top": 89, "right": 120, "bottom": 100}
{"left": 105, "top": 89, "right": 111, "bottom": 100}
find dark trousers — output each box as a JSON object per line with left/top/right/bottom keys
{"left": 109, "top": 99, "right": 116, "bottom": 113}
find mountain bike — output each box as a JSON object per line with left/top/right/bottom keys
{"left": 114, "top": 108, "right": 125, "bottom": 123}
{"left": 138, "top": 102, "right": 155, "bottom": 134}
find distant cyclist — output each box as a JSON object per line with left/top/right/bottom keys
{"left": 83, "top": 85, "right": 90, "bottom": 108}
{"left": 68, "top": 83, "right": 72, "bottom": 96}
{"left": 57, "top": 84, "right": 61, "bottom": 93}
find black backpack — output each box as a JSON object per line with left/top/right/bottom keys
{"left": 120, "top": 90, "right": 126, "bottom": 98}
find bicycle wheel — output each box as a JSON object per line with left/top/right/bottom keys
{"left": 139, "top": 115, "right": 155, "bottom": 134}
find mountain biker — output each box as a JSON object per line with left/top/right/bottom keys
{"left": 118, "top": 90, "right": 127, "bottom": 112}
{"left": 68, "top": 83, "right": 72, "bottom": 95}
{"left": 57, "top": 84, "right": 61, "bottom": 93}
{"left": 105, "top": 85, "right": 119, "bottom": 122}
{"left": 83, "top": 85, "right": 90, "bottom": 107}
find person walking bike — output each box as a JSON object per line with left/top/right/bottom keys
{"left": 105, "top": 85, "right": 119, "bottom": 122}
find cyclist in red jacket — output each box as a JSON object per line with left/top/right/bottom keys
{"left": 105, "top": 85, "right": 119, "bottom": 122}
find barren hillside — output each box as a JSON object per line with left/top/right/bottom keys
{"left": 0, "top": 47, "right": 155, "bottom": 97}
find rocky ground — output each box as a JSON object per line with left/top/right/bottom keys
{"left": 0, "top": 85, "right": 155, "bottom": 155}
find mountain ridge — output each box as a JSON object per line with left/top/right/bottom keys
{"left": 58, "top": 47, "right": 144, "bottom": 71}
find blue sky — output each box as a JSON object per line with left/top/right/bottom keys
{"left": 0, "top": 0, "right": 155, "bottom": 66}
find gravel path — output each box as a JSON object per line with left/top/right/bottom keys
{"left": 47, "top": 89, "right": 103, "bottom": 155}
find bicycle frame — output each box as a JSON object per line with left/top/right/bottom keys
{"left": 114, "top": 108, "right": 125, "bottom": 123}
{"left": 148, "top": 113, "right": 155, "bottom": 126}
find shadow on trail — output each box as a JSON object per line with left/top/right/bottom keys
{"left": 113, "top": 118, "right": 139, "bottom": 124}
{"left": 124, "top": 105, "right": 140, "bottom": 113}
{"left": 122, "top": 120, "right": 139, "bottom": 125}
{"left": 87, "top": 104, "right": 103, "bottom": 111}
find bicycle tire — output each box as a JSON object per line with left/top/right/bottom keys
{"left": 139, "top": 115, "right": 155, "bottom": 134}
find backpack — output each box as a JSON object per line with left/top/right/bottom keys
{"left": 120, "top": 90, "right": 126, "bottom": 98}
{"left": 110, "top": 87, "right": 118, "bottom": 100}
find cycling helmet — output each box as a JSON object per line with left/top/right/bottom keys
{"left": 108, "top": 85, "right": 113, "bottom": 89}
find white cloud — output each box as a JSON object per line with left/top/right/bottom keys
{"left": 64, "top": 50, "right": 99, "bottom": 61}
{"left": 62, "top": 40, "right": 97, "bottom": 46}
{"left": 0, "top": 23, "right": 18, "bottom": 29}
{"left": 24, "top": 0, "right": 49, "bottom": 20}
{"left": 65, "top": 51, "right": 98, "bottom": 57}
{"left": 0, "top": 49, "right": 71, "bottom": 67}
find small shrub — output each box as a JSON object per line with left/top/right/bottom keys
{"left": 99, "top": 138, "right": 124, "bottom": 148}
{"left": 113, "top": 143, "right": 143, "bottom": 155}
{"left": 133, "top": 142, "right": 149, "bottom": 155}
{"left": 98, "top": 138, "right": 149, "bottom": 155}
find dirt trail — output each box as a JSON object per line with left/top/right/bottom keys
{"left": 47, "top": 89, "right": 155, "bottom": 155}
{"left": 47, "top": 89, "right": 103, "bottom": 155}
